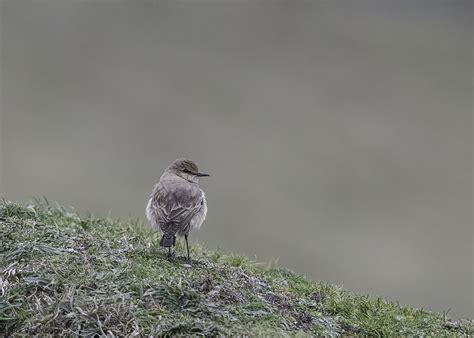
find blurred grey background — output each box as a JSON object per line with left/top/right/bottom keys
{"left": 0, "top": 0, "right": 472, "bottom": 318}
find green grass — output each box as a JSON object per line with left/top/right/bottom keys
{"left": 0, "top": 200, "right": 472, "bottom": 336}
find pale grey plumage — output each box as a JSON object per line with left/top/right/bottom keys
{"left": 146, "top": 158, "right": 208, "bottom": 260}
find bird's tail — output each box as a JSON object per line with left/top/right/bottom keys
{"left": 160, "top": 233, "right": 176, "bottom": 247}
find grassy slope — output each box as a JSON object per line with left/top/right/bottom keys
{"left": 0, "top": 200, "right": 472, "bottom": 336}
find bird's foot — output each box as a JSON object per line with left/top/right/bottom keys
{"left": 181, "top": 258, "right": 192, "bottom": 268}
{"left": 166, "top": 250, "right": 175, "bottom": 261}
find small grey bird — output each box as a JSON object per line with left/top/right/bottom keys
{"left": 146, "top": 158, "right": 209, "bottom": 261}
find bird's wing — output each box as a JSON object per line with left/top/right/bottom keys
{"left": 155, "top": 180, "right": 203, "bottom": 236}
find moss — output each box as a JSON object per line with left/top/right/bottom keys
{"left": 0, "top": 200, "right": 472, "bottom": 336}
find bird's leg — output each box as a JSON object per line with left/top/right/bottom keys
{"left": 184, "top": 234, "right": 191, "bottom": 263}
{"left": 166, "top": 246, "right": 176, "bottom": 260}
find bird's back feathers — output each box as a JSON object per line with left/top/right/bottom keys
{"left": 146, "top": 172, "right": 205, "bottom": 242}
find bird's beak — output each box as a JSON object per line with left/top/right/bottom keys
{"left": 196, "top": 172, "right": 210, "bottom": 177}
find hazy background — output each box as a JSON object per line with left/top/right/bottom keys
{"left": 0, "top": 0, "right": 472, "bottom": 318}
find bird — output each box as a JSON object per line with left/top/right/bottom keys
{"left": 146, "top": 158, "right": 209, "bottom": 262}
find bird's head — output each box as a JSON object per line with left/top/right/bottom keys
{"left": 167, "top": 158, "right": 210, "bottom": 183}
